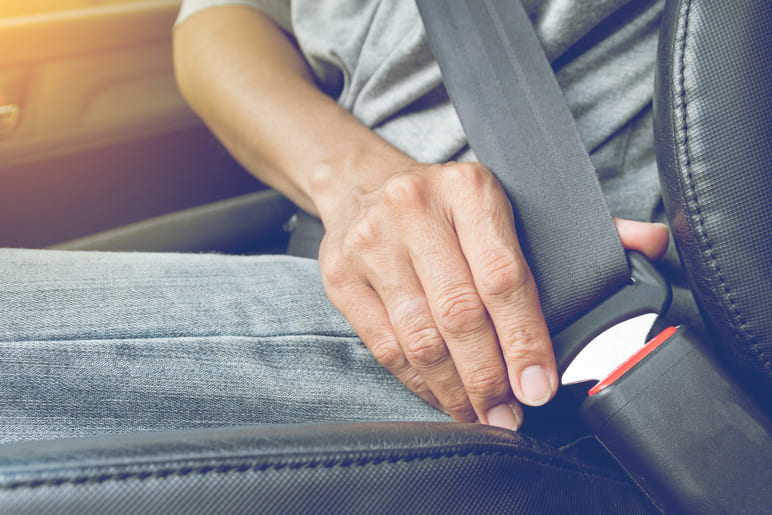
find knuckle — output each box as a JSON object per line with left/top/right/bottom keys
{"left": 402, "top": 326, "right": 448, "bottom": 368}
{"left": 505, "top": 325, "right": 548, "bottom": 361}
{"left": 477, "top": 249, "right": 530, "bottom": 300}
{"left": 392, "top": 298, "right": 451, "bottom": 368}
{"left": 435, "top": 288, "right": 488, "bottom": 336}
{"left": 369, "top": 339, "right": 404, "bottom": 370}
{"left": 464, "top": 366, "right": 509, "bottom": 400}
{"left": 443, "top": 162, "right": 491, "bottom": 189}
{"left": 343, "top": 216, "right": 380, "bottom": 253}
{"left": 382, "top": 174, "right": 427, "bottom": 207}
{"left": 319, "top": 251, "right": 349, "bottom": 290}
{"left": 442, "top": 392, "right": 476, "bottom": 421}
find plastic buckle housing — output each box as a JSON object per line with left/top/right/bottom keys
{"left": 552, "top": 251, "right": 671, "bottom": 385}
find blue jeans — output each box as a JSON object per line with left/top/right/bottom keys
{"left": 0, "top": 248, "right": 449, "bottom": 444}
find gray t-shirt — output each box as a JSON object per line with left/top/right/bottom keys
{"left": 177, "top": 0, "right": 663, "bottom": 220}
{"left": 176, "top": 0, "right": 701, "bottom": 328}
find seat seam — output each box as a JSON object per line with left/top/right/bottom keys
{"left": 677, "top": 0, "right": 763, "bottom": 366}
{"left": 0, "top": 449, "right": 635, "bottom": 491}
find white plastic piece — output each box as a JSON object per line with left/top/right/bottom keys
{"left": 561, "top": 313, "right": 658, "bottom": 386}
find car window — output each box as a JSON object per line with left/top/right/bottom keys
{"left": 0, "top": 0, "right": 158, "bottom": 18}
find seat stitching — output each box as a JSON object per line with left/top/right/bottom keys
{"left": 0, "top": 449, "right": 636, "bottom": 491}
{"left": 677, "top": 0, "right": 765, "bottom": 369}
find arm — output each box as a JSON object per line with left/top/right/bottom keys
{"left": 173, "top": 6, "right": 667, "bottom": 430}
{"left": 173, "top": 6, "right": 410, "bottom": 216}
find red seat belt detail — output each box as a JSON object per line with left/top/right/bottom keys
{"left": 588, "top": 326, "right": 678, "bottom": 396}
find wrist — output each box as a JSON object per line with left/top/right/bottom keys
{"left": 308, "top": 147, "right": 418, "bottom": 227}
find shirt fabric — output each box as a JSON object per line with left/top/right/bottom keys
{"left": 175, "top": 0, "right": 702, "bottom": 328}
{"left": 176, "top": 0, "right": 664, "bottom": 220}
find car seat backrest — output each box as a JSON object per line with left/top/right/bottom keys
{"left": 654, "top": 0, "right": 772, "bottom": 415}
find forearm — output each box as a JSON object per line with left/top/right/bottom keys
{"left": 173, "top": 5, "right": 415, "bottom": 219}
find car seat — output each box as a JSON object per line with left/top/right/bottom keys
{"left": 0, "top": 0, "right": 769, "bottom": 512}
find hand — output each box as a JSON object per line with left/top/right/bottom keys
{"left": 175, "top": 7, "right": 668, "bottom": 428}
{"left": 318, "top": 160, "right": 668, "bottom": 430}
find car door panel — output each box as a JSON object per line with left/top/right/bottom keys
{"left": 0, "top": 0, "right": 266, "bottom": 248}
{"left": 0, "top": 0, "right": 196, "bottom": 164}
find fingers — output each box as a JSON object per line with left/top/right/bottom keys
{"left": 614, "top": 218, "right": 669, "bottom": 259}
{"left": 320, "top": 166, "right": 524, "bottom": 428}
{"left": 446, "top": 164, "right": 557, "bottom": 409}
{"left": 320, "top": 161, "right": 673, "bottom": 435}
{"left": 318, "top": 162, "right": 557, "bottom": 432}
{"left": 320, "top": 257, "right": 442, "bottom": 411}
{"left": 407, "top": 220, "right": 523, "bottom": 428}
{"left": 370, "top": 261, "right": 478, "bottom": 422}
{"left": 335, "top": 175, "right": 483, "bottom": 422}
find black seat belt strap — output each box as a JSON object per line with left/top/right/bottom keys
{"left": 416, "top": 1, "right": 772, "bottom": 513}
{"left": 415, "top": 0, "right": 629, "bottom": 335}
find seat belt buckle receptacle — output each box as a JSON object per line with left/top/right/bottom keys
{"left": 555, "top": 253, "right": 772, "bottom": 514}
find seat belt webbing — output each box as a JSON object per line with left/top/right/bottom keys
{"left": 415, "top": 0, "right": 630, "bottom": 336}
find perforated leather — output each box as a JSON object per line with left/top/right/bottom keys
{"left": 0, "top": 423, "right": 656, "bottom": 514}
{"left": 655, "top": 0, "right": 772, "bottom": 414}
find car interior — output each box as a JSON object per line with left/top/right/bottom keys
{"left": 0, "top": 0, "right": 770, "bottom": 513}
{"left": 0, "top": 0, "right": 292, "bottom": 255}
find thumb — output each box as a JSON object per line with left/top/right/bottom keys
{"left": 614, "top": 218, "right": 669, "bottom": 260}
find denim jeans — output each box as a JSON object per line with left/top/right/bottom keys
{"left": 0, "top": 248, "right": 450, "bottom": 444}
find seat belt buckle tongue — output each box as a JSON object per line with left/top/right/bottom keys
{"left": 553, "top": 251, "right": 672, "bottom": 392}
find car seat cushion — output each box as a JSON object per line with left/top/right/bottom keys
{"left": 0, "top": 422, "right": 657, "bottom": 514}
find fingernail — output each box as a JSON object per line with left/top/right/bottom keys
{"left": 519, "top": 366, "right": 553, "bottom": 406}
{"left": 485, "top": 403, "right": 521, "bottom": 431}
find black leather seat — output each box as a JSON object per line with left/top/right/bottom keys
{"left": 0, "top": 0, "right": 769, "bottom": 512}
{"left": 655, "top": 0, "right": 772, "bottom": 417}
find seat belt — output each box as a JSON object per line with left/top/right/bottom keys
{"left": 415, "top": 1, "right": 772, "bottom": 513}
{"left": 416, "top": 0, "right": 629, "bottom": 336}
{"left": 413, "top": 0, "right": 671, "bottom": 375}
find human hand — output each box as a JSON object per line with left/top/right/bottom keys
{"left": 318, "top": 161, "right": 668, "bottom": 430}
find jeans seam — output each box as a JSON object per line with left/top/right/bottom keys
{"left": 0, "top": 333, "right": 361, "bottom": 344}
